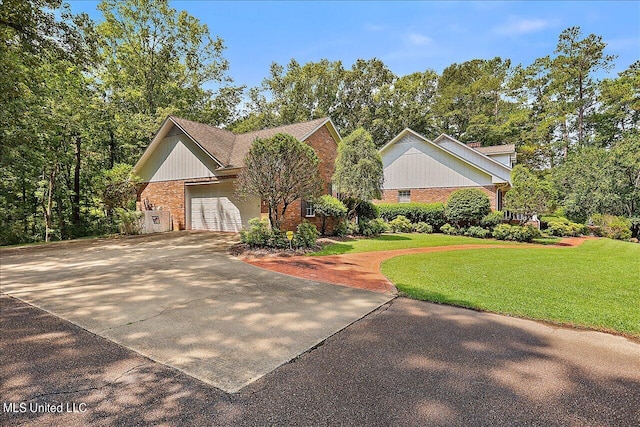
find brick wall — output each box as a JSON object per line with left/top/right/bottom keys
{"left": 377, "top": 186, "right": 499, "bottom": 210}
{"left": 137, "top": 180, "right": 186, "bottom": 230}
{"left": 280, "top": 124, "right": 339, "bottom": 234}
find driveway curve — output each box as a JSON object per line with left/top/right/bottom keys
{"left": 244, "top": 237, "right": 591, "bottom": 293}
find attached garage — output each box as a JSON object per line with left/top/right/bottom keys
{"left": 186, "top": 182, "right": 260, "bottom": 232}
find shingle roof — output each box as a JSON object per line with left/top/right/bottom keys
{"left": 168, "top": 116, "right": 330, "bottom": 168}
{"left": 475, "top": 144, "right": 516, "bottom": 156}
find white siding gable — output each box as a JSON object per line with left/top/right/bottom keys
{"left": 382, "top": 133, "right": 493, "bottom": 189}
{"left": 137, "top": 134, "right": 220, "bottom": 182}
{"left": 434, "top": 135, "right": 511, "bottom": 183}
{"left": 486, "top": 153, "right": 512, "bottom": 167}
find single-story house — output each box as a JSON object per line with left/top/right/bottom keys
{"left": 377, "top": 128, "right": 516, "bottom": 210}
{"left": 133, "top": 116, "right": 341, "bottom": 232}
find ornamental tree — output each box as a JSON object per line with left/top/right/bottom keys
{"left": 236, "top": 133, "right": 322, "bottom": 231}
{"left": 332, "top": 128, "right": 384, "bottom": 219}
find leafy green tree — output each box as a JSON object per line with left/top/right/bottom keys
{"left": 94, "top": 0, "right": 237, "bottom": 164}
{"left": 236, "top": 134, "right": 323, "bottom": 231}
{"left": 503, "top": 165, "right": 553, "bottom": 224}
{"left": 332, "top": 128, "right": 384, "bottom": 219}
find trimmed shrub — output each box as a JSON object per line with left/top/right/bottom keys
{"left": 293, "top": 220, "right": 320, "bottom": 248}
{"left": 545, "top": 220, "right": 587, "bottom": 237}
{"left": 377, "top": 202, "right": 446, "bottom": 228}
{"left": 313, "top": 195, "right": 347, "bottom": 235}
{"left": 414, "top": 222, "right": 433, "bottom": 234}
{"left": 464, "top": 226, "right": 490, "bottom": 239}
{"left": 445, "top": 189, "right": 491, "bottom": 227}
{"left": 240, "top": 218, "right": 271, "bottom": 247}
{"left": 481, "top": 211, "right": 504, "bottom": 229}
{"left": 590, "top": 214, "right": 632, "bottom": 240}
{"left": 492, "top": 224, "right": 539, "bottom": 242}
{"left": 359, "top": 218, "right": 389, "bottom": 236}
{"left": 389, "top": 215, "right": 413, "bottom": 233}
{"left": 440, "top": 223, "right": 458, "bottom": 235}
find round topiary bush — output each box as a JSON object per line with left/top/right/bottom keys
{"left": 445, "top": 188, "right": 491, "bottom": 227}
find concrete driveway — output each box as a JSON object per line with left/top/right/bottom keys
{"left": 0, "top": 232, "right": 392, "bottom": 392}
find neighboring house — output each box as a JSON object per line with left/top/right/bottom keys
{"left": 133, "top": 116, "right": 340, "bottom": 232}
{"left": 377, "top": 129, "right": 516, "bottom": 210}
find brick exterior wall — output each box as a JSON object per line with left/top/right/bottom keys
{"left": 377, "top": 185, "right": 499, "bottom": 210}
{"left": 137, "top": 180, "right": 186, "bottom": 230}
{"left": 281, "top": 124, "right": 338, "bottom": 234}
{"left": 137, "top": 124, "right": 339, "bottom": 234}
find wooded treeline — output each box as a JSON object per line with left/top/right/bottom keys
{"left": 1, "top": 0, "right": 638, "bottom": 245}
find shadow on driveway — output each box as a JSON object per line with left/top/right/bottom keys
{"left": 2, "top": 295, "right": 638, "bottom": 426}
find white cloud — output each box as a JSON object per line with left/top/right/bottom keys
{"left": 406, "top": 32, "right": 432, "bottom": 46}
{"left": 494, "top": 18, "right": 551, "bottom": 36}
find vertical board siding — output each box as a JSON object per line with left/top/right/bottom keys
{"left": 138, "top": 135, "right": 220, "bottom": 182}
{"left": 382, "top": 134, "right": 493, "bottom": 190}
{"left": 436, "top": 136, "right": 511, "bottom": 182}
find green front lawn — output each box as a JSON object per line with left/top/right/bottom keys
{"left": 311, "top": 233, "right": 520, "bottom": 256}
{"left": 382, "top": 239, "right": 640, "bottom": 337}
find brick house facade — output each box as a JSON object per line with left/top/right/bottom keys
{"left": 134, "top": 116, "right": 340, "bottom": 233}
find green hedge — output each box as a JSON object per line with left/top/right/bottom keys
{"left": 377, "top": 203, "right": 446, "bottom": 228}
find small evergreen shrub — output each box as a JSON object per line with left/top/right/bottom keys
{"left": 389, "top": 215, "right": 413, "bottom": 233}
{"left": 545, "top": 220, "right": 587, "bottom": 237}
{"left": 440, "top": 223, "right": 458, "bottom": 235}
{"left": 359, "top": 218, "right": 389, "bottom": 236}
{"left": 377, "top": 203, "right": 446, "bottom": 228}
{"left": 241, "top": 218, "right": 272, "bottom": 247}
{"left": 481, "top": 211, "right": 504, "bottom": 229}
{"left": 413, "top": 222, "right": 433, "bottom": 234}
{"left": 445, "top": 189, "right": 491, "bottom": 227}
{"left": 293, "top": 220, "right": 320, "bottom": 248}
{"left": 464, "top": 226, "right": 490, "bottom": 239}
{"left": 345, "top": 220, "right": 360, "bottom": 235}
{"left": 492, "top": 224, "right": 539, "bottom": 242}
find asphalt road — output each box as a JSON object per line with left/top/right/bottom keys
{"left": 2, "top": 294, "right": 639, "bottom": 426}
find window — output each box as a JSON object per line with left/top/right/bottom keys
{"left": 398, "top": 190, "right": 411, "bottom": 203}
{"left": 305, "top": 201, "right": 315, "bottom": 217}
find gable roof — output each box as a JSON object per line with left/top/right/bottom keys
{"left": 380, "top": 128, "right": 512, "bottom": 184}
{"left": 134, "top": 116, "right": 339, "bottom": 174}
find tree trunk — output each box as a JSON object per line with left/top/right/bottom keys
{"left": 43, "top": 168, "right": 56, "bottom": 242}
{"left": 109, "top": 128, "right": 116, "bottom": 168}
{"left": 72, "top": 134, "right": 81, "bottom": 227}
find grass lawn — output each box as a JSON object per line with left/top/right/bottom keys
{"left": 311, "top": 233, "right": 520, "bottom": 256}
{"left": 382, "top": 239, "right": 640, "bottom": 337}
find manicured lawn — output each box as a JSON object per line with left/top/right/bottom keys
{"left": 311, "top": 233, "right": 520, "bottom": 256}
{"left": 382, "top": 239, "right": 640, "bottom": 337}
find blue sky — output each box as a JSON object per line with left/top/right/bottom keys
{"left": 69, "top": 1, "right": 640, "bottom": 88}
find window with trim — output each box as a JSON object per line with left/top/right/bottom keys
{"left": 398, "top": 190, "right": 411, "bottom": 203}
{"left": 305, "top": 201, "right": 315, "bottom": 217}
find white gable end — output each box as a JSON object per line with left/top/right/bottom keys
{"left": 383, "top": 133, "right": 493, "bottom": 189}
{"left": 137, "top": 133, "right": 220, "bottom": 182}
{"left": 435, "top": 135, "right": 511, "bottom": 183}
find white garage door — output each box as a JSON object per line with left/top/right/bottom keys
{"left": 187, "top": 182, "right": 260, "bottom": 232}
